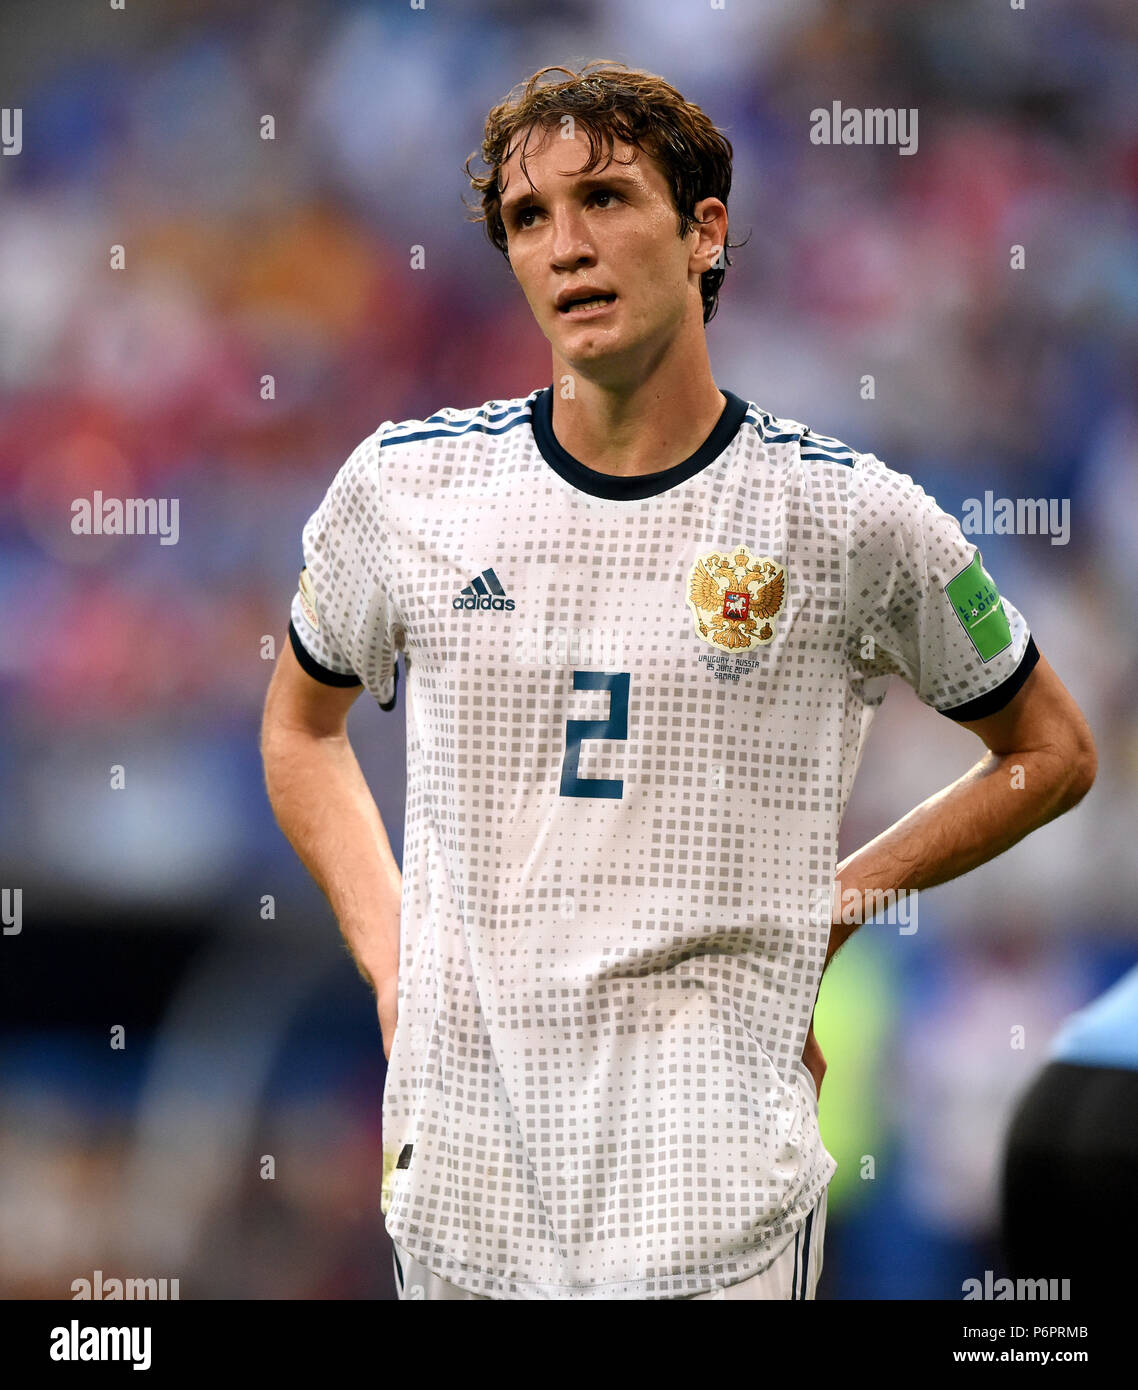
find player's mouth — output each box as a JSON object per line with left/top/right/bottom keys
{"left": 556, "top": 291, "right": 618, "bottom": 319}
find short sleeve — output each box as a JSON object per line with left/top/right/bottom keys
{"left": 287, "top": 424, "right": 401, "bottom": 711}
{"left": 845, "top": 452, "right": 1039, "bottom": 720}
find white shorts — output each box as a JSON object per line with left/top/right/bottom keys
{"left": 391, "top": 1185, "right": 827, "bottom": 1301}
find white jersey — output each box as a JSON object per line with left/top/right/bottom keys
{"left": 287, "top": 385, "right": 1037, "bottom": 1299}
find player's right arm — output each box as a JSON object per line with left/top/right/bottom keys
{"left": 260, "top": 638, "right": 401, "bottom": 1058}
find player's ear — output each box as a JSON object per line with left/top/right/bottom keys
{"left": 689, "top": 197, "right": 727, "bottom": 270}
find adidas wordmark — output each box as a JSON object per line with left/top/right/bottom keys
{"left": 453, "top": 567, "right": 515, "bottom": 611}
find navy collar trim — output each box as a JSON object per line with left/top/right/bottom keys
{"left": 530, "top": 385, "right": 749, "bottom": 500}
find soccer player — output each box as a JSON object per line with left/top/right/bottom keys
{"left": 260, "top": 63, "right": 1097, "bottom": 1300}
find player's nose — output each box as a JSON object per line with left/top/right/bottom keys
{"left": 548, "top": 208, "right": 596, "bottom": 270}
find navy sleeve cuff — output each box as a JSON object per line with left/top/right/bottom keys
{"left": 938, "top": 635, "right": 1040, "bottom": 722}
{"left": 287, "top": 620, "right": 363, "bottom": 688}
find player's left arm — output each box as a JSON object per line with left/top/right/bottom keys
{"left": 824, "top": 648, "right": 1096, "bottom": 971}
{"left": 801, "top": 650, "right": 1094, "bottom": 1098}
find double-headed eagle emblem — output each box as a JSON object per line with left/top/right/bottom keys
{"left": 686, "top": 546, "right": 787, "bottom": 650}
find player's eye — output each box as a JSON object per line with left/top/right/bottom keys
{"left": 511, "top": 202, "right": 541, "bottom": 230}
{"left": 510, "top": 189, "right": 622, "bottom": 231}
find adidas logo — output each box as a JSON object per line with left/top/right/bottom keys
{"left": 453, "top": 567, "right": 515, "bottom": 612}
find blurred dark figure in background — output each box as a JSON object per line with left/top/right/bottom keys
{"left": 1001, "top": 962, "right": 1138, "bottom": 1292}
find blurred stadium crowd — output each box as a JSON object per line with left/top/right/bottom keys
{"left": 1, "top": 0, "right": 1136, "bottom": 1299}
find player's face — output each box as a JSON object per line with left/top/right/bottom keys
{"left": 499, "top": 124, "right": 710, "bottom": 381}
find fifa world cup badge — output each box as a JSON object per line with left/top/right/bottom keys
{"left": 686, "top": 546, "right": 787, "bottom": 650}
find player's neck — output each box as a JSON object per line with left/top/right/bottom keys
{"left": 549, "top": 352, "right": 727, "bottom": 479}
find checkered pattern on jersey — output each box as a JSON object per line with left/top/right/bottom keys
{"left": 288, "top": 391, "right": 1032, "bottom": 1298}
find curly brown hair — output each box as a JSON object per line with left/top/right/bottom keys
{"left": 464, "top": 61, "right": 742, "bottom": 325}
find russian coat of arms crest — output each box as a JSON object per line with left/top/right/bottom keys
{"left": 686, "top": 546, "right": 788, "bottom": 650}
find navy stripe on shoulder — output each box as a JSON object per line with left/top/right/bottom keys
{"left": 381, "top": 414, "right": 534, "bottom": 448}
{"left": 409, "top": 400, "right": 530, "bottom": 429}
{"left": 800, "top": 427, "right": 858, "bottom": 466}
{"left": 801, "top": 450, "right": 857, "bottom": 466}
{"left": 384, "top": 395, "right": 538, "bottom": 447}
{"left": 725, "top": 403, "right": 861, "bottom": 464}
{"left": 747, "top": 404, "right": 803, "bottom": 445}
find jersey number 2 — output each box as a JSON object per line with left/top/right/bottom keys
{"left": 559, "top": 670, "right": 629, "bottom": 800}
